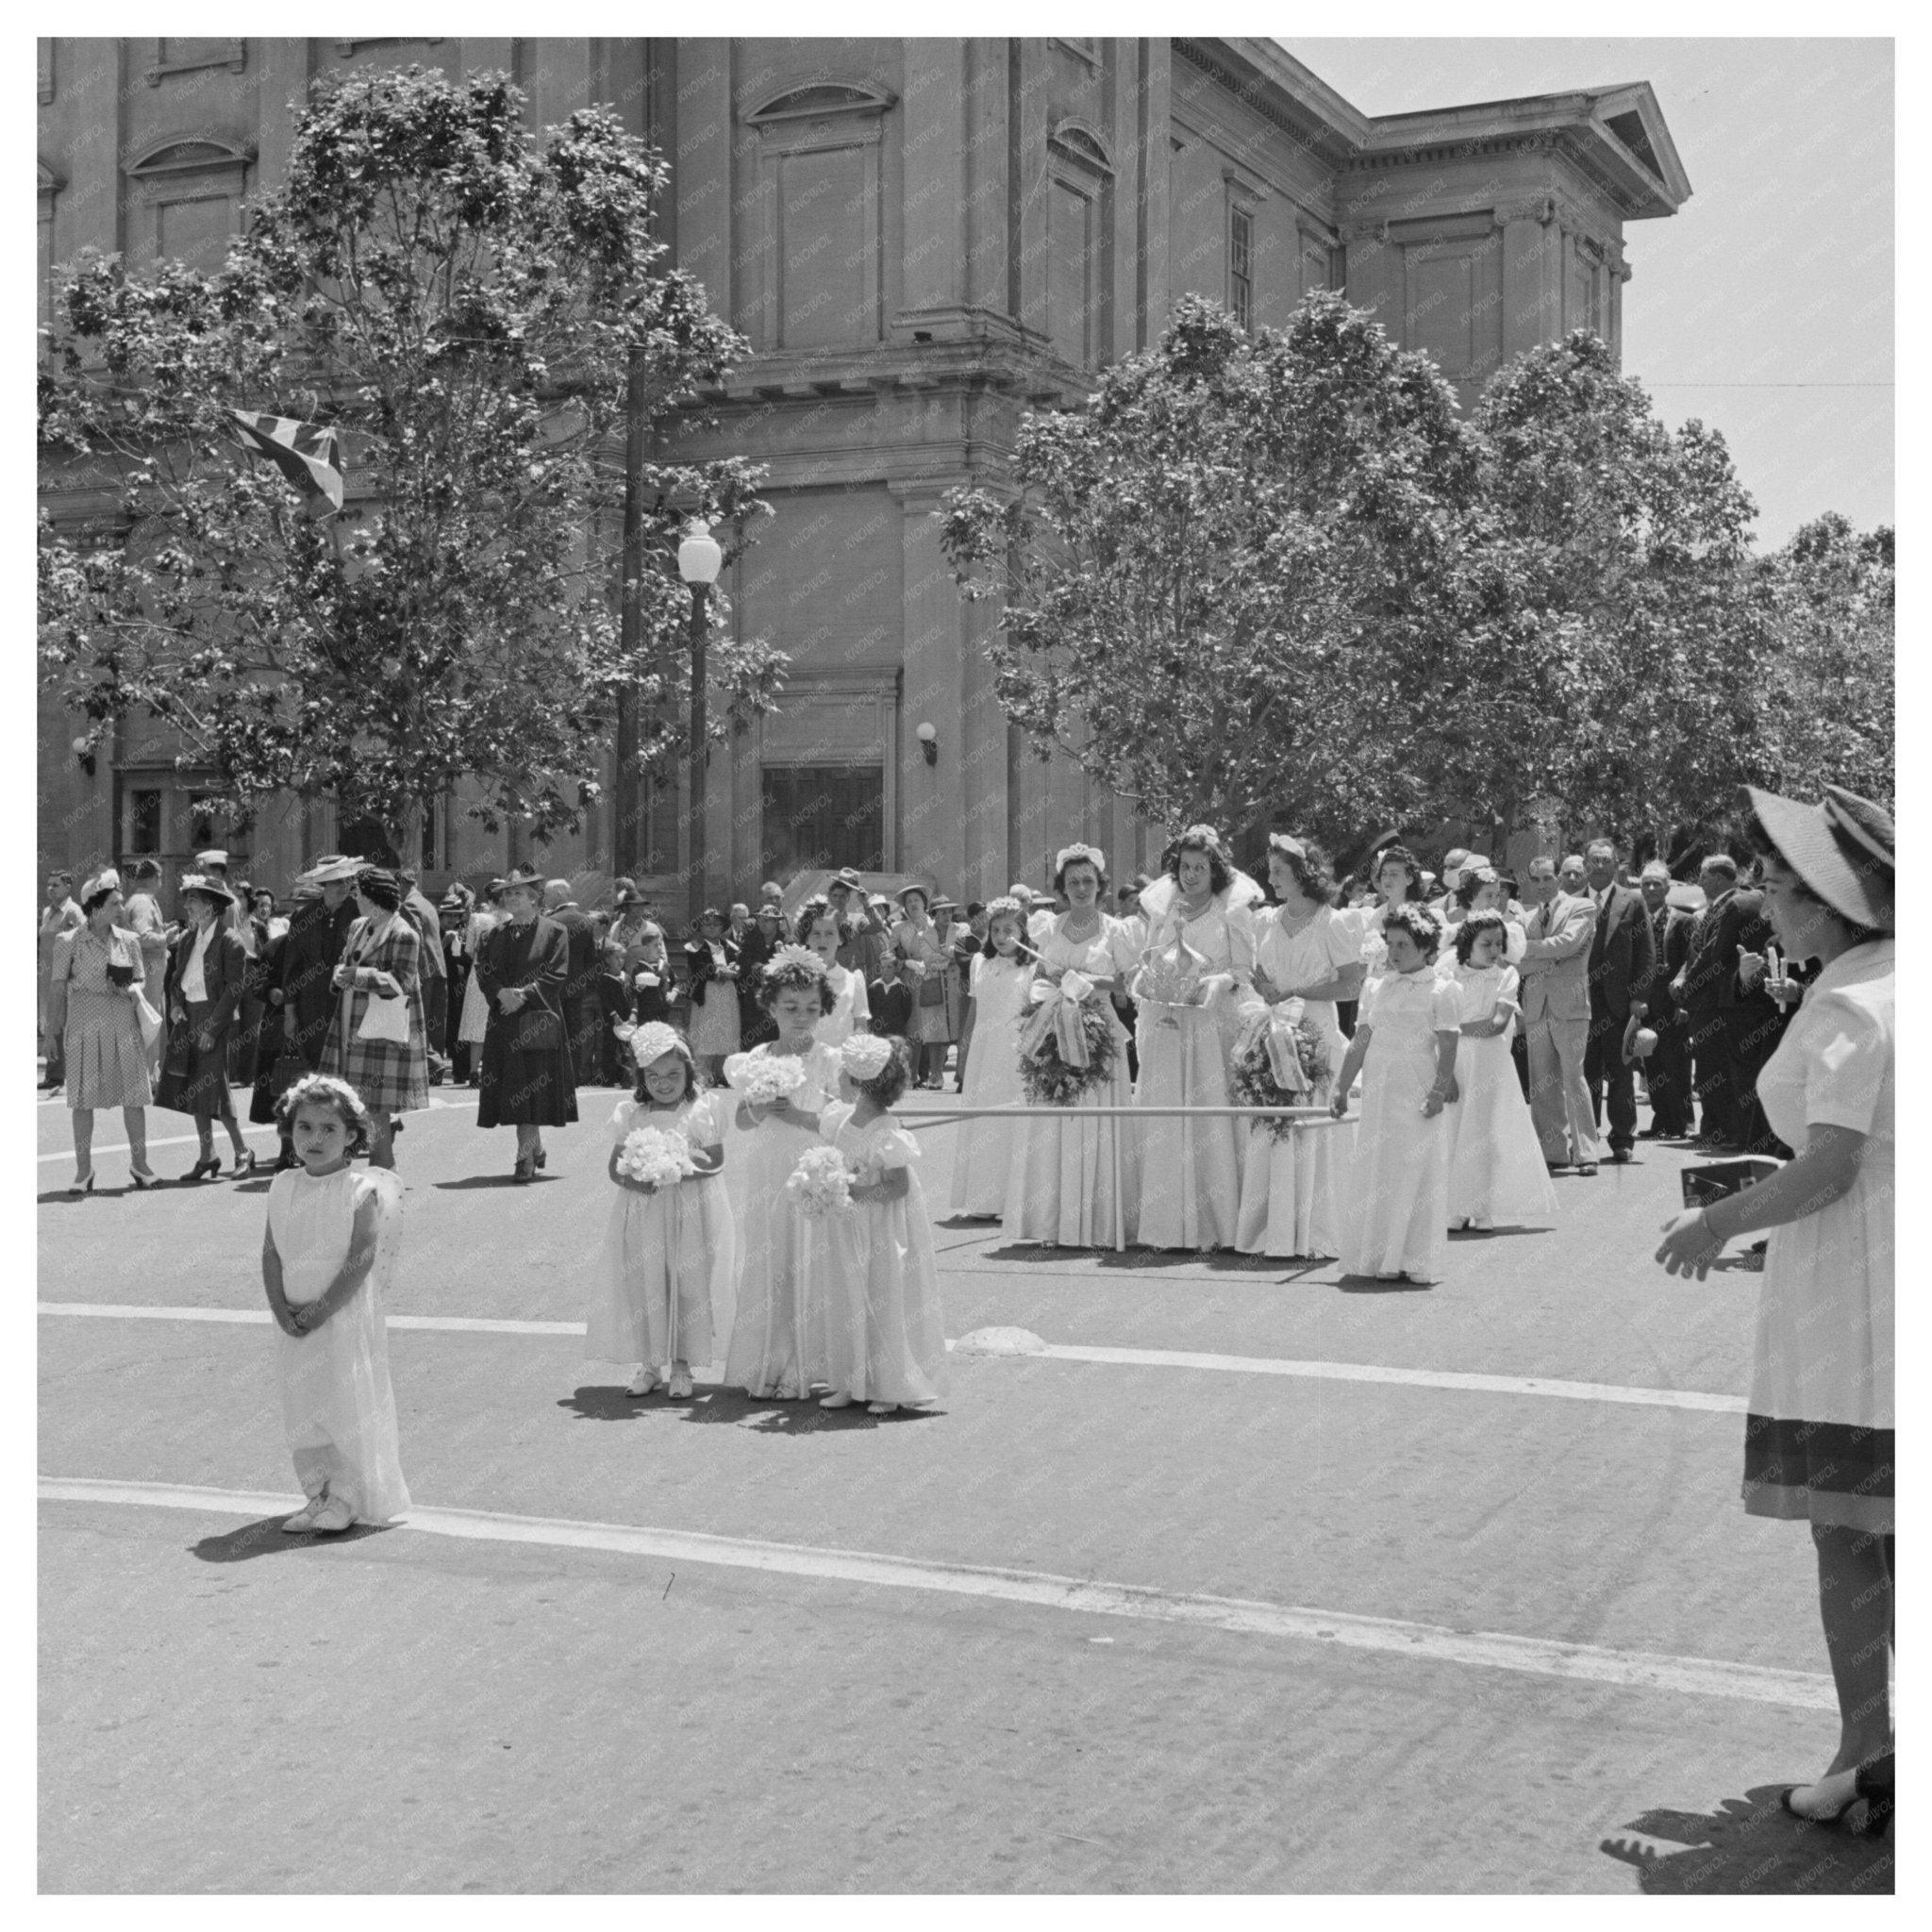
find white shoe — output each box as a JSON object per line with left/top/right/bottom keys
{"left": 309, "top": 1495, "right": 355, "bottom": 1533}
{"left": 866, "top": 1402, "right": 898, "bottom": 1416}
{"left": 667, "top": 1369, "right": 694, "bottom": 1399}
{"left": 626, "top": 1367, "right": 656, "bottom": 1397}
{"left": 281, "top": 1496, "right": 326, "bottom": 1533}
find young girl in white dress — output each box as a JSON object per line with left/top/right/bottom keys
{"left": 1329, "top": 906, "right": 1463, "bottom": 1285}
{"left": 587, "top": 1023, "right": 735, "bottom": 1399}
{"left": 1132, "top": 826, "right": 1264, "bottom": 1252}
{"left": 1350, "top": 842, "right": 1427, "bottom": 1005}
{"left": 1235, "top": 836, "right": 1365, "bottom": 1259}
{"left": 1441, "top": 912, "right": 1559, "bottom": 1231}
{"left": 261, "top": 1074, "right": 410, "bottom": 1533}
{"left": 818, "top": 1034, "right": 948, "bottom": 1415}
{"left": 722, "top": 946, "right": 845, "bottom": 1399}
{"left": 799, "top": 897, "right": 871, "bottom": 1048}
{"left": 949, "top": 896, "right": 1034, "bottom": 1218}
{"left": 1002, "top": 844, "right": 1143, "bottom": 1248}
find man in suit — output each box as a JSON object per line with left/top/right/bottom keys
{"left": 260, "top": 856, "right": 360, "bottom": 1166}
{"left": 1578, "top": 839, "right": 1656, "bottom": 1163}
{"left": 1635, "top": 862, "right": 1696, "bottom": 1138}
{"left": 735, "top": 901, "right": 782, "bottom": 1046}
{"left": 1669, "top": 853, "right": 1774, "bottom": 1152}
{"left": 829, "top": 868, "right": 886, "bottom": 983}
{"left": 542, "top": 877, "right": 602, "bottom": 1086}
{"left": 1516, "top": 855, "right": 1602, "bottom": 1174}
{"left": 398, "top": 869, "right": 448, "bottom": 1084}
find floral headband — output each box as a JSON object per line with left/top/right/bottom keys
{"left": 840, "top": 1033, "right": 895, "bottom": 1081}
{"left": 1179, "top": 824, "right": 1224, "bottom": 852}
{"left": 983, "top": 895, "right": 1024, "bottom": 923}
{"left": 762, "top": 941, "right": 829, "bottom": 986}
{"left": 1055, "top": 842, "right": 1105, "bottom": 873}
{"left": 625, "top": 1021, "right": 687, "bottom": 1069}
{"left": 1266, "top": 833, "right": 1307, "bottom": 860}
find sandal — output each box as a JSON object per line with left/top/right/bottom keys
{"left": 1780, "top": 1753, "right": 1894, "bottom": 1834}
{"left": 309, "top": 1496, "right": 355, "bottom": 1534}
{"left": 626, "top": 1368, "right": 656, "bottom": 1397}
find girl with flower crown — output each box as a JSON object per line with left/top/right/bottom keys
{"left": 1130, "top": 825, "right": 1266, "bottom": 1251}
{"left": 1002, "top": 842, "right": 1143, "bottom": 1248}
{"left": 586, "top": 1023, "right": 735, "bottom": 1400}
{"left": 1235, "top": 835, "right": 1365, "bottom": 1258}
{"left": 949, "top": 895, "right": 1034, "bottom": 1218}
{"left": 721, "top": 945, "right": 846, "bottom": 1399}
{"left": 816, "top": 1034, "right": 947, "bottom": 1414}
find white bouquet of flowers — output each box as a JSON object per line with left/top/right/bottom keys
{"left": 785, "top": 1143, "right": 856, "bottom": 1218}
{"left": 616, "top": 1124, "right": 696, "bottom": 1189}
{"left": 723, "top": 1052, "right": 809, "bottom": 1108}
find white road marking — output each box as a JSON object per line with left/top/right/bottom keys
{"left": 38, "top": 1130, "right": 281, "bottom": 1163}
{"left": 35, "top": 1303, "right": 1747, "bottom": 1412}
{"left": 40, "top": 1475, "right": 1836, "bottom": 1712}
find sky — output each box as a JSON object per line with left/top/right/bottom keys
{"left": 1281, "top": 37, "right": 1894, "bottom": 550}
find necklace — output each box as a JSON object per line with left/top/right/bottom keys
{"left": 1062, "top": 907, "right": 1100, "bottom": 938}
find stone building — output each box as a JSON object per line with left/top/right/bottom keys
{"left": 36, "top": 36, "right": 1687, "bottom": 904}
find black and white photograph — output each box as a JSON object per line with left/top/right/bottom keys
{"left": 33, "top": 16, "right": 1896, "bottom": 1896}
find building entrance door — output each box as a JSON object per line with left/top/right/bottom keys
{"left": 760, "top": 764, "right": 883, "bottom": 882}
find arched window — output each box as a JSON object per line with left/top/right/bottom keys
{"left": 124, "top": 134, "right": 255, "bottom": 274}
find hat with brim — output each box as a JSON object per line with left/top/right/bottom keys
{"left": 501, "top": 866, "right": 547, "bottom": 892}
{"left": 1664, "top": 882, "right": 1706, "bottom": 913}
{"left": 831, "top": 868, "right": 866, "bottom": 891}
{"left": 613, "top": 887, "right": 648, "bottom": 909}
{"left": 895, "top": 882, "right": 932, "bottom": 909}
{"left": 1745, "top": 784, "right": 1894, "bottom": 928}
{"left": 179, "top": 872, "right": 236, "bottom": 907}
{"left": 308, "top": 856, "right": 366, "bottom": 885}
{"left": 194, "top": 849, "right": 230, "bottom": 870}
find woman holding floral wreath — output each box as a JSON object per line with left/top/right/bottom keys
{"left": 1131, "top": 824, "right": 1265, "bottom": 1251}
{"left": 1001, "top": 842, "right": 1142, "bottom": 1248}
{"left": 1235, "top": 834, "right": 1364, "bottom": 1258}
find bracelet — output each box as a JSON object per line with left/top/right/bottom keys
{"left": 1699, "top": 1206, "right": 1724, "bottom": 1245}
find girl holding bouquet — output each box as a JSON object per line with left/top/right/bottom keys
{"left": 722, "top": 947, "right": 844, "bottom": 1399}
{"left": 588, "top": 1024, "right": 735, "bottom": 1400}
{"left": 1441, "top": 913, "right": 1557, "bottom": 1231}
{"left": 797, "top": 897, "right": 872, "bottom": 1048}
{"left": 1329, "top": 905, "right": 1463, "bottom": 1284}
{"left": 817, "top": 1035, "right": 947, "bottom": 1414}
{"left": 1235, "top": 836, "right": 1365, "bottom": 1258}
{"left": 949, "top": 897, "right": 1034, "bottom": 1218}
{"left": 1002, "top": 845, "right": 1143, "bottom": 1249}
{"left": 1131, "top": 826, "right": 1266, "bottom": 1252}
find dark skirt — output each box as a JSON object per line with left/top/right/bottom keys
{"left": 476, "top": 1018, "right": 578, "bottom": 1128}
{"left": 1742, "top": 1412, "right": 1894, "bottom": 1535}
{"left": 154, "top": 997, "right": 235, "bottom": 1117}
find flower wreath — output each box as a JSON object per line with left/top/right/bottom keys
{"left": 758, "top": 941, "right": 828, "bottom": 997}
{"left": 1015, "top": 971, "right": 1119, "bottom": 1107}
{"left": 1230, "top": 1003, "right": 1333, "bottom": 1142}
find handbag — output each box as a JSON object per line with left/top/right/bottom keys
{"left": 356, "top": 989, "right": 412, "bottom": 1044}
{"left": 132, "top": 990, "right": 163, "bottom": 1049}
{"left": 916, "top": 968, "right": 947, "bottom": 1008}
{"left": 508, "top": 1003, "right": 564, "bottom": 1053}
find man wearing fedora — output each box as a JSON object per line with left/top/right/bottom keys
{"left": 736, "top": 899, "right": 783, "bottom": 1046}
{"left": 828, "top": 868, "right": 886, "bottom": 985}
{"left": 258, "top": 856, "right": 362, "bottom": 1167}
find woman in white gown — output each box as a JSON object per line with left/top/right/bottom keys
{"left": 1131, "top": 825, "right": 1265, "bottom": 1252}
{"left": 1441, "top": 911, "right": 1558, "bottom": 1229}
{"left": 1236, "top": 836, "right": 1365, "bottom": 1258}
{"left": 798, "top": 897, "right": 871, "bottom": 1048}
{"left": 1351, "top": 842, "right": 1427, "bottom": 1002}
{"left": 1002, "top": 846, "right": 1142, "bottom": 1248}
{"left": 949, "top": 897, "right": 1034, "bottom": 1217}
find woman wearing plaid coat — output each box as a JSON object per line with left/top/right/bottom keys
{"left": 321, "top": 867, "right": 427, "bottom": 1170}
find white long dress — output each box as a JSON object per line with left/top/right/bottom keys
{"left": 1441, "top": 962, "right": 1558, "bottom": 1228}
{"left": 1132, "top": 880, "right": 1261, "bottom": 1251}
{"left": 1235, "top": 905, "right": 1361, "bottom": 1258}
{"left": 1002, "top": 914, "right": 1142, "bottom": 1247}
{"left": 820, "top": 1102, "right": 948, "bottom": 1406}
{"left": 950, "top": 950, "right": 1034, "bottom": 1216}
{"left": 1338, "top": 968, "right": 1464, "bottom": 1283}
{"left": 269, "top": 1165, "right": 410, "bottom": 1522}
{"left": 812, "top": 963, "right": 871, "bottom": 1050}
{"left": 722, "top": 1041, "right": 845, "bottom": 1397}
{"left": 586, "top": 1092, "right": 737, "bottom": 1371}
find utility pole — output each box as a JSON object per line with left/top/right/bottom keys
{"left": 614, "top": 349, "right": 646, "bottom": 877}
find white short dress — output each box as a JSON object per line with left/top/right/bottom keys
{"left": 269, "top": 1165, "right": 410, "bottom": 1522}
{"left": 950, "top": 950, "right": 1034, "bottom": 1217}
{"left": 1743, "top": 940, "right": 1893, "bottom": 1532}
{"left": 813, "top": 964, "right": 872, "bottom": 1050}
{"left": 586, "top": 1092, "right": 736, "bottom": 1372}
{"left": 820, "top": 1102, "right": 948, "bottom": 1407}
{"left": 1338, "top": 968, "right": 1464, "bottom": 1283}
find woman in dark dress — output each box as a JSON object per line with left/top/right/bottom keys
{"left": 475, "top": 867, "right": 578, "bottom": 1182}
{"left": 157, "top": 874, "right": 255, "bottom": 1179}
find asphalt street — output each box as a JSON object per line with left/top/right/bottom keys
{"left": 37, "top": 1080, "right": 1894, "bottom": 1893}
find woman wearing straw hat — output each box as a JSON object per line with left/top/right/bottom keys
{"left": 321, "top": 866, "right": 428, "bottom": 1172}
{"left": 1656, "top": 784, "right": 1893, "bottom": 1834}
{"left": 889, "top": 883, "right": 951, "bottom": 1090}
{"left": 158, "top": 872, "right": 254, "bottom": 1179}
{"left": 45, "top": 868, "right": 159, "bottom": 1193}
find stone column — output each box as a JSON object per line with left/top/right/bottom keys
{"left": 901, "top": 41, "right": 964, "bottom": 321}
{"left": 1341, "top": 220, "right": 1401, "bottom": 330}
{"left": 1137, "top": 39, "right": 1172, "bottom": 346}
{"left": 1498, "top": 196, "right": 1561, "bottom": 361}
{"left": 525, "top": 37, "right": 591, "bottom": 133}
{"left": 674, "top": 40, "right": 734, "bottom": 325}
{"left": 961, "top": 39, "right": 1008, "bottom": 322}
{"left": 256, "top": 42, "right": 314, "bottom": 192}
{"left": 64, "top": 41, "right": 122, "bottom": 257}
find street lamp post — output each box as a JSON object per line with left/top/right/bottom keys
{"left": 677, "top": 519, "right": 724, "bottom": 924}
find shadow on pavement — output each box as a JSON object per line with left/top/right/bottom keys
{"left": 1335, "top": 1273, "right": 1435, "bottom": 1294}
{"left": 1600, "top": 1787, "right": 1894, "bottom": 1893}
{"left": 430, "top": 1174, "right": 564, "bottom": 1191}
{"left": 190, "top": 1515, "right": 394, "bottom": 1563}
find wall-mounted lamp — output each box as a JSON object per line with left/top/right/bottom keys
{"left": 72, "top": 734, "right": 95, "bottom": 779}
{"left": 915, "top": 721, "right": 939, "bottom": 767}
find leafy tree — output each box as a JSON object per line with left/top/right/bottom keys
{"left": 38, "top": 63, "right": 785, "bottom": 850}
{"left": 1464, "top": 331, "right": 1766, "bottom": 854}
{"left": 939, "top": 291, "right": 1481, "bottom": 852}
{"left": 1744, "top": 513, "right": 1893, "bottom": 808}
